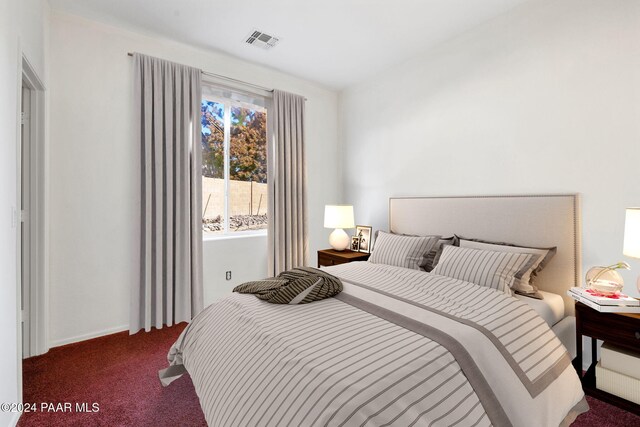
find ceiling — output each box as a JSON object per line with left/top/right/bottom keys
{"left": 49, "top": 0, "right": 534, "bottom": 89}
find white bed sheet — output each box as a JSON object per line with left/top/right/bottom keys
{"left": 552, "top": 316, "right": 576, "bottom": 359}
{"left": 515, "top": 290, "right": 565, "bottom": 327}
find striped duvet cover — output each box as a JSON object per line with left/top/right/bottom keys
{"left": 166, "top": 262, "right": 587, "bottom": 426}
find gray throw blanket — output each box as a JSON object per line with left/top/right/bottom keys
{"left": 233, "top": 267, "right": 342, "bottom": 304}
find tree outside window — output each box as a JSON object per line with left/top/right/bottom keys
{"left": 201, "top": 98, "right": 268, "bottom": 235}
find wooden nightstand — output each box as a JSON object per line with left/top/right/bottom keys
{"left": 317, "top": 249, "right": 370, "bottom": 267}
{"left": 574, "top": 301, "right": 640, "bottom": 415}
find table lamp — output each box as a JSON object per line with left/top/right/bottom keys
{"left": 324, "top": 205, "right": 355, "bottom": 251}
{"left": 623, "top": 207, "right": 640, "bottom": 293}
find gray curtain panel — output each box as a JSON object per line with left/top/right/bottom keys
{"left": 131, "top": 53, "right": 204, "bottom": 333}
{"left": 267, "top": 90, "right": 308, "bottom": 276}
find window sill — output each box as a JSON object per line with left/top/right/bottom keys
{"left": 203, "top": 229, "right": 267, "bottom": 242}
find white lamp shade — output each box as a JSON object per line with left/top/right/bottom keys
{"left": 623, "top": 208, "right": 640, "bottom": 259}
{"left": 324, "top": 205, "right": 355, "bottom": 229}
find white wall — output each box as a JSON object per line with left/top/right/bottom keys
{"left": 0, "top": 4, "right": 21, "bottom": 425}
{"left": 340, "top": 0, "right": 640, "bottom": 298}
{"left": 1, "top": 1, "right": 49, "bottom": 425}
{"left": 20, "top": 0, "right": 49, "bottom": 82}
{"left": 203, "top": 235, "right": 268, "bottom": 305}
{"left": 48, "top": 12, "right": 340, "bottom": 346}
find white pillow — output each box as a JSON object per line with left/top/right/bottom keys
{"left": 432, "top": 245, "right": 538, "bottom": 295}
{"left": 459, "top": 239, "right": 555, "bottom": 295}
{"left": 368, "top": 231, "right": 440, "bottom": 270}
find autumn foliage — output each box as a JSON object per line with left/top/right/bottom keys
{"left": 201, "top": 101, "right": 267, "bottom": 183}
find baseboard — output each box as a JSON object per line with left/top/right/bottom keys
{"left": 9, "top": 411, "right": 21, "bottom": 427}
{"left": 49, "top": 324, "right": 129, "bottom": 348}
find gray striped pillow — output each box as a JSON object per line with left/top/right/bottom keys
{"left": 458, "top": 238, "right": 556, "bottom": 297}
{"left": 422, "top": 236, "right": 458, "bottom": 272}
{"left": 368, "top": 231, "right": 440, "bottom": 270}
{"left": 432, "top": 245, "right": 538, "bottom": 294}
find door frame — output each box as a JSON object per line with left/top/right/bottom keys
{"left": 21, "top": 83, "right": 32, "bottom": 359}
{"left": 18, "top": 55, "right": 48, "bottom": 360}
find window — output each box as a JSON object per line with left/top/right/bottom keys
{"left": 201, "top": 86, "right": 268, "bottom": 236}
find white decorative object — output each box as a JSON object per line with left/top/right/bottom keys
{"left": 585, "top": 263, "right": 628, "bottom": 296}
{"left": 324, "top": 205, "right": 355, "bottom": 251}
{"left": 623, "top": 207, "right": 640, "bottom": 293}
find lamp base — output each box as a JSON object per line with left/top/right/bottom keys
{"left": 329, "top": 228, "right": 349, "bottom": 251}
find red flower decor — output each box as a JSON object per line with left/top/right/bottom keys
{"left": 585, "top": 288, "right": 627, "bottom": 299}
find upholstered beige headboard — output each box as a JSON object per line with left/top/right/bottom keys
{"left": 389, "top": 194, "right": 582, "bottom": 315}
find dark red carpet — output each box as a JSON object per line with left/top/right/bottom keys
{"left": 19, "top": 324, "right": 205, "bottom": 427}
{"left": 18, "top": 324, "right": 640, "bottom": 427}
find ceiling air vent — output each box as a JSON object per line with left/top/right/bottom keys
{"left": 245, "top": 29, "right": 280, "bottom": 50}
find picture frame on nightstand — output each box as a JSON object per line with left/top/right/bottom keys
{"left": 350, "top": 236, "right": 360, "bottom": 252}
{"left": 356, "top": 225, "right": 373, "bottom": 254}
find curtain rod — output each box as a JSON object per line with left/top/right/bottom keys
{"left": 127, "top": 52, "right": 275, "bottom": 94}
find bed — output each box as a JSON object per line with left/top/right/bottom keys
{"left": 164, "top": 194, "right": 587, "bottom": 426}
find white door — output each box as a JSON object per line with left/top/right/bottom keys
{"left": 21, "top": 84, "right": 32, "bottom": 358}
